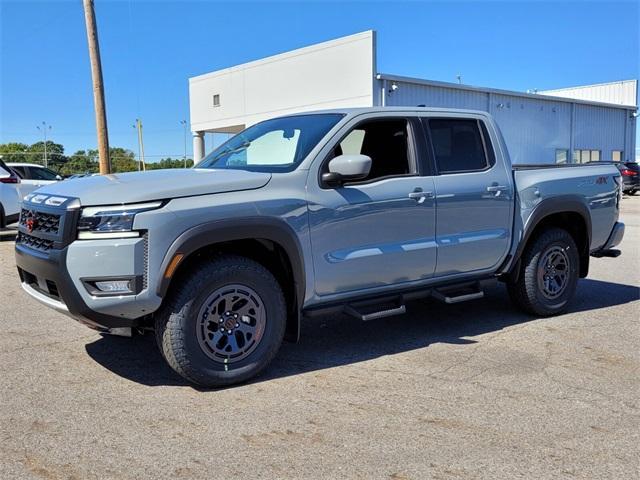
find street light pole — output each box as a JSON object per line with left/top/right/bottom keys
{"left": 180, "top": 120, "right": 187, "bottom": 168}
{"left": 36, "top": 121, "right": 51, "bottom": 168}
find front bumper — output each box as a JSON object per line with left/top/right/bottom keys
{"left": 16, "top": 243, "right": 146, "bottom": 330}
{"left": 14, "top": 196, "right": 161, "bottom": 331}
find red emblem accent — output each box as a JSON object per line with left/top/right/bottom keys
{"left": 25, "top": 212, "right": 37, "bottom": 233}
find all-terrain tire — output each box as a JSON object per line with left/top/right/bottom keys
{"left": 155, "top": 254, "right": 286, "bottom": 388}
{"left": 507, "top": 228, "right": 579, "bottom": 316}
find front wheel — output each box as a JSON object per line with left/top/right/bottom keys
{"left": 155, "top": 255, "right": 286, "bottom": 387}
{"left": 507, "top": 228, "right": 579, "bottom": 316}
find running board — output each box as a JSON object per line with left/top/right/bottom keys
{"left": 345, "top": 303, "right": 406, "bottom": 322}
{"left": 433, "top": 282, "right": 484, "bottom": 304}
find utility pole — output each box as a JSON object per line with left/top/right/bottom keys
{"left": 180, "top": 120, "right": 188, "bottom": 168}
{"left": 36, "top": 121, "right": 51, "bottom": 168}
{"left": 132, "top": 121, "right": 141, "bottom": 171}
{"left": 82, "top": 0, "right": 110, "bottom": 174}
{"left": 135, "top": 118, "right": 146, "bottom": 171}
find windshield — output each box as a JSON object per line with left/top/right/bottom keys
{"left": 198, "top": 113, "right": 344, "bottom": 172}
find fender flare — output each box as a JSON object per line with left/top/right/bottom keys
{"left": 156, "top": 217, "right": 306, "bottom": 340}
{"left": 507, "top": 195, "right": 592, "bottom": 277}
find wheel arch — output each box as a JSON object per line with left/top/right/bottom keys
{"left": 506, "top": 196, "right": 592, "bottom": 281}
{"left": 157, "top": 217, "right": 305, "bottom": 341}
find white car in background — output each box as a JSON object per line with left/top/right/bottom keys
{"left": 7, "top": 162, "right": 62, "bottom": 188}
{"left": 0, "top": 159, "right": 25, "bottom": 228}
{"left": 0, "top": 161, "right": 61, "bottom": 228}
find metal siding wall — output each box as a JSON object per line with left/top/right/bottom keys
{"left": 390, "top": 82, "right": 575, "bottom": 164}
{"left": 628, "top": 117, "right": 637, "bottom": 162}
{"left": 541, "top": 80, "right": 637, "bottom": 107}
{"left": 490, "top": 94, "right": 572, "bottom": 164}
{"left": 573, "top": 104, "right": 626, "bottom": 160}
{"left": 387, "top": 83, "right": 488, "bottom": 111}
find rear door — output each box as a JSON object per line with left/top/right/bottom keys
{"left": 0, "top": 161, "right": 23, "bottom": 218}
{"left": 9, "top": 165, "right": 40, "bottom": 197}
{"left": 422, "top": 116, "right": 513, "bottom": 276}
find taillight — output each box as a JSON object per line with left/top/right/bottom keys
{"left": 620, "top": 169, "right": 637, "bottom": 176}
{"left": 0, "top": 176, "right": 20, "bottom": 184}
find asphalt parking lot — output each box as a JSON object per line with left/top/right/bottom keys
{"left": 1, "top": 197, "right": 639, "bottom": 480}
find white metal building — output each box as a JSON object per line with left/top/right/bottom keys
{"left": 189, "top": 31, "right": 638, "bottom": 165}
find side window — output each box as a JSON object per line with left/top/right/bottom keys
{"left": 428, "top": 119, "right": 489, "bottom": 173}
{"left": 10, "top": 166, "right": 27, "bottom": 178}
{"left": 329, "top": 118, "right": 412, "bottom": 183}
{"left": 29, "top": 167, "right": 58, "bottom": 181}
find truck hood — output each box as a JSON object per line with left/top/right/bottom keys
{"left": 36, "top": 168, "right": 272, "bottom": 205}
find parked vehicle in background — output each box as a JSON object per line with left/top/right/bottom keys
{"left": 615, "top": 162, "right": 639, "bottom": 195}
{"left": 0, "top": 159, "right": 25, "bottom": 228}
{"left": 7, "top": 163, "right": 62, "bottom": 189}
{"left": 14, "top": 107, "right": 625, "bottom": 388}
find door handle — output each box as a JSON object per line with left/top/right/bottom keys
{"left": 408, "top": 190, "right": 434, "bottom": 203}
{"left": 486, "top": 185, "right": 508, "bottom": 192}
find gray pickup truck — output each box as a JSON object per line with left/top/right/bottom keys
{"left": 15, "top": 107, "right": 625, "bottom": 387}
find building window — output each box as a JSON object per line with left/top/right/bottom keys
{"left": 555, "top": 149, "right": 569, "bottom": 164}
{"left": 612, "top": 150, "right": 623, "bottom": 162}
{"left": 212, "top": 94, "right": 220, "bottom": 107}
{"left": 573, "top": 149, "right": 601, "bottom": 164}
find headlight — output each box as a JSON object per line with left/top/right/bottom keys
{"left": 77, "top": 201, "right": 162, "bottom": 239}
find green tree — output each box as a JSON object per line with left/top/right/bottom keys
{"left": 28, "top": 141, "right": 67, "bottom": 171}
{"left": 61, "top": 150, "right": 99, "bottom": 176}
{"left": 146, "top": 157, "right": 193, "bottom": 170}
{"left": 0, "top": 142, "right": 31, "bottom": 164}
{"left": 110, "top": 147, "right": 139, "bottom": 173}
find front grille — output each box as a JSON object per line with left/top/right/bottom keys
{"left": 17, "top": 232, "right": 54, "bottom": 251}
{"left": 19, "top": 209, "right": 61, "bottom": 234}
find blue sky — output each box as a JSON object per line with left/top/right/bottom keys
{"left": 1, "top": 0, "right": 638, "bottom": 160}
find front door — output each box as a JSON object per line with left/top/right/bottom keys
{"left": 307, "top": 116, "right": 437, "bottom": 297}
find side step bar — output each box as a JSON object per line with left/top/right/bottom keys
{"left": 319, "top": 280, "right": 492, "bottom": 322}
{"left": 432, "top": 282, "right": 484, "bottom": 304}
{"left": 345, "top": 302, "right": 406, "bottom": 322}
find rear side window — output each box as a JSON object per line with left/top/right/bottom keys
{"left": 9, "top": 166, "right": 27, "bottom": 178}
{"left": 29, "top": 167, "right": 58, "bottom": 181}
{"left": 427, "top": 119, "right": 489, "bottom": 173}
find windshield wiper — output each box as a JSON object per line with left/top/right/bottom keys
{"left": 209, "top": 141, "right": 251, "bottom": 164}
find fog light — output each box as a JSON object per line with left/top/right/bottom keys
{"left": 94, "top": 280, "right": 132, "bottom": 293}
{"left": 82, "top": 276, "right": 142, "bottom": 297}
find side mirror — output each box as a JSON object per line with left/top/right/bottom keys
{"left": 322, "top": 154, "right": 372, "bottom": 186}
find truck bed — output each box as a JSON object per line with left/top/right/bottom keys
{"left": 513, "top": 162, "right": 620, "bottom": 251}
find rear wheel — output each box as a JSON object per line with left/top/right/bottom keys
{"left": 508, "top": 228, "right": 579, "bottom": 316}
{"left": 155, "top": 255, "right": 286, "bottom": 387}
